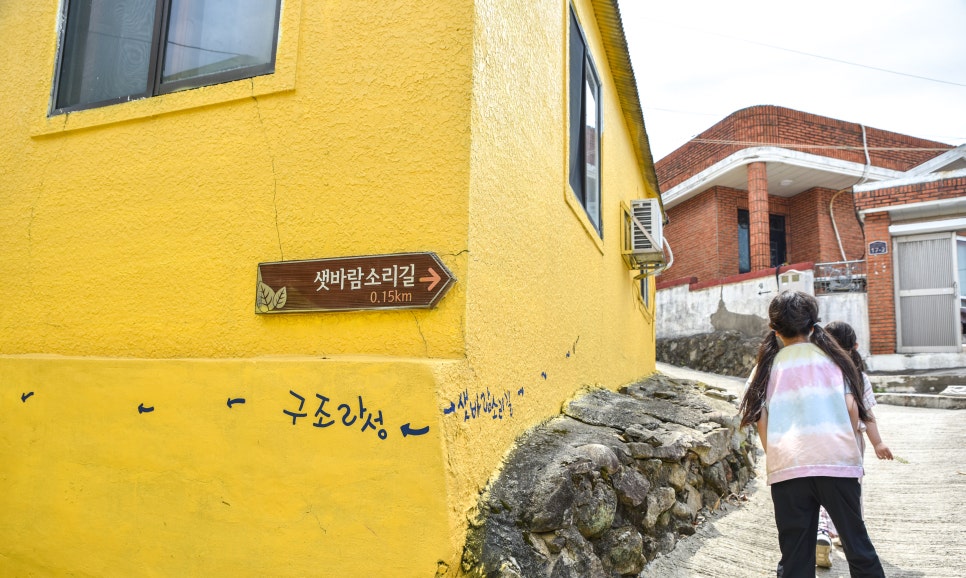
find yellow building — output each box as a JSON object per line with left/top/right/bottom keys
{"left": 0, "top": 0, "right": 664, "bottom": 575}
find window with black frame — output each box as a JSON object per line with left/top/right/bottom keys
{"left": 738, "top": 209, "right": 787, "bottom": 273}
{"left": 53, "top": 0, "right": 281, "bottom": 114}
{"left": 568, "top": 7, "right": 602, "bottom": 235}
{"left": 738, "top": 209, "right": 751, "bottom": 273}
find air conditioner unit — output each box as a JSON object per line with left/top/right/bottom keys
{"left": 622, "top": 198, "right": 666, "bottom": 270}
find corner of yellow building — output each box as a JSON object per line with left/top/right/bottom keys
{"left": 0, "top": 0, "right": 663, "bottom": 575}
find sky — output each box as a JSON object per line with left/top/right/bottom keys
{"left": 617, "top": 0, "right": 966, "bottom": 160}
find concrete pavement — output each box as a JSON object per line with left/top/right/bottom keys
{"left": 642, "top": 363, "right": 966, "bottom": 578}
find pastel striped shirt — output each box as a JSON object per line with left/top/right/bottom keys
{"left": 764, "top": 342, "right": 863, "bottom": 485}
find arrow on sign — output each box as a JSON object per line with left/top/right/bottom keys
{"left": 21, "top": 392, "right": 34, "bottom": 403}
{"left": 420, "top": 267, "right": 441, "bottom": 291}
{"left": 138, "top": 403, "right": 154, "bottom": 414}
{"left": 400, "top": 423, "right": 430, "bottom": 437}
{"left": 258, "top": 252, "right": 455, "bottom": 312}
{"left": 227, "top": 397, "right": 246, "bottom": 408}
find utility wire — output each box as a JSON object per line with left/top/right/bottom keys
{"left": 730, "top": 35, "right": 966, "bottom": 88}
{"left": 652, "top": 20, "right": 966, "bottom": 88}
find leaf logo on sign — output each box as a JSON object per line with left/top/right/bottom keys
{"left": 257, "top": 282, "right": 288, "bottom": 312}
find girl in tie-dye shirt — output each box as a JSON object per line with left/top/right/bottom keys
{"left": 739, "top": 291, "right": 884, "bottom": 578}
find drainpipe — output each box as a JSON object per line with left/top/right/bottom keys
{"left": 830, "top": 124, "right": 871, "bottom": 261}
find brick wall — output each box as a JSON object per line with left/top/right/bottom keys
{"left": 714, "top": 188, "right": 743, "bottom": 279}
{"left": 803, "top": 188, "right": 865, "bottom": 263}
{"left": 853, "top": 176, "right": 966, "bottom": 213}
{"left": 665, "top": 184, "right": 867, "bottom": 283}
{"left": 656, "top": 105, "right": 952, "bottom": 192}
{"left": 787, "top": 191, "right": 820, "bottom": 264}
{"left": 666, "top": 185, "right": 798, "bottom": 282}
{"left": 830, "top": 190, "right": 867, "bottom": 262}
{"left": 663, "top": 190, "right": 720, "bottom": 282}
{"left": 792, "top": 187, "right": 867, "bottom": 264}
{"left": 863, "top": 213, "right": 896, "bottom": 354}
{"left": 816, "top": 190, "right": 842, "bottom": 261}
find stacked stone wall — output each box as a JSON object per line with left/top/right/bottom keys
{"left": 461, "top": 374, "right": 757, "bottom": 577}
{"left": 656, "top": 330, "right": 761, "bottom": 378}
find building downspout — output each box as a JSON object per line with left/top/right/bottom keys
{"left": 830, "top": 123, "right": 871, "bottom": 260}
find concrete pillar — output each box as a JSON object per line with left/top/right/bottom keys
{"left": 747, "top": 161, "right": 770, "bottom": 271}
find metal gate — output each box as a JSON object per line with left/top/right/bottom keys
{"left": 894, "top": 232, "right": 961, "bottom": 353}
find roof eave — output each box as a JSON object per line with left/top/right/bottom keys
{"left": 592, "top": 0, "right": 666, "bottom": 222}
{"left": 661, "top": 146, "right": 905, "bottom": 209}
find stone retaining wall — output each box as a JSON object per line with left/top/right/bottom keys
{"left": 656, "top": 330, "right": 761, "bottom": 378}
{"left": 460, "top": 374, "right": 758, "bottom": 577}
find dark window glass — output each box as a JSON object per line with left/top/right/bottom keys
{"left": 738, "top": 209, "right": 787, "bottom": 273}
{"left": 568, "top": 8, "right": 602, "bottom": 235}
{"left": 55, "top": 0, "right": 159, "bottom": 110}
{"left": 770, "top": 214, "right": 787, "bottom": 268}
{"left": 738, "top": 209, "right": 750, "bottom": 273}
{"left": 54, "top": 0, "right": 281, "bottom": 113}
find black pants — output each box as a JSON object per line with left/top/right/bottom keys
{"left": 771, "top": 476, "right": 884, "bottom": 577}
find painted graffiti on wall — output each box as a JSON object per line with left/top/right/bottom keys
{"left": 284, "top": 391, "right": 385, "bottom": 438}
{"left": 439, "top": 335, "right": 581, "bottom": 424}
{"left": 13, "top": 389, "right": 430, "bottom": 442}
{"left": 443, "top": 387, "right": 525, "bottom": 422}
{"left": 17, "top": 331, "right": 589, "bottom": 433}
{"left": 282, "top": 390, "right": 429, "bottom": 440}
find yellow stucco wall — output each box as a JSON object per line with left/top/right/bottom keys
{"left": 444, "top": 0, "right": 659, "bottom": 541}
{"left": 0, "top": 356, "right": 452, "bottom": 576}
{"left": 5, "top": 0, "right": 471, "bottom": 360}
{"left": 0, "top": 0, "right": 659, "bottom": 575}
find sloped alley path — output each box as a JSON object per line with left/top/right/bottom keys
{"left": 642, "top": 364, "right": 966, "bottom": 578}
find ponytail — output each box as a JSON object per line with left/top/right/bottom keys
{"left": 811, "top": 325, "right": 870, "bottom": 422}
{"left": 825, "top": 320, "right": 866, "bottom": 372}
{"left": 739, "top": 330, "right": 781, "bottom": 427}
{"left": 848, "top": 348, "right": 866, "bottom": 373}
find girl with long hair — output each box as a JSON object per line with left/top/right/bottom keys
{"left": 813, "top": 321, "right": 893, "bottom": 568}
{"left": 739, "top": 291, "right": 884, "bottom": 577}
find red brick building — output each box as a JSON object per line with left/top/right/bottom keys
{"left": 656, "top": 105, "right": 965, "bottom": 355}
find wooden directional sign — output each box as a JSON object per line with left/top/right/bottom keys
{"left": 256, "top": 252, "right": 456, "bottom": 313}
